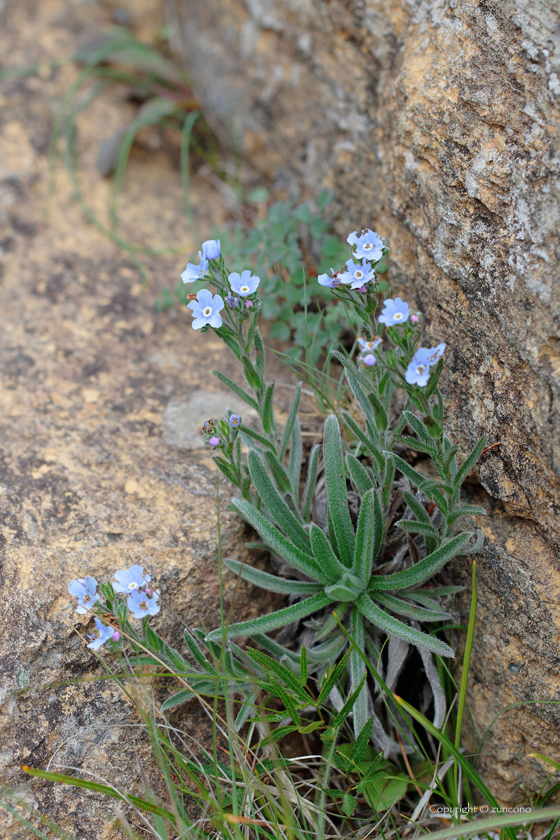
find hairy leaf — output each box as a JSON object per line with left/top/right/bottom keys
{"left": 357, "top": 593, "right": 454, "bottom": 657}
{"left": 211, "top": 370, "right": 258, "bottom": 410}
{"left": 205, "top": 592, "right": 334, "bottom": 641}
{"left": 302, "top": 443, "right": 321, "bottom": 520}
{"left": 280, "top": 382, "right": 302, "bottom": 459}
{"left": 346, "top": 453, "right": 375, "bottom": 495}
{"left": 371, "top": 532, "right": 472, "bottom": 592}
{"left": 310, "top": 523, "right": 347, "bottom": 582}
{"left": 223, "top": 557, "right": 323, "bottom": 595}
{"left": 323, "top": 415, "right": 355, "bottom": 564}
{"left": 353, "top": 489, "right": 375, "bottom": 583}
{"left": 247, "top": 449, "right": 310, "bottom": 552}
{"left": 374, "top": 591, "right": 450, "bottom": 622}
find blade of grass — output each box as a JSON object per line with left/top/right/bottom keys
{"left": 454, "top": 560, "right": 477, "bottom": 803}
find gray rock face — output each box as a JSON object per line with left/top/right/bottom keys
{"left": 167, "top": 0, "right": 560, "bottom": 800}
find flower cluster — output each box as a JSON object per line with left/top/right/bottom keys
{"left": 318, "top": 228, "right": 386, "bottom": 292}
{"left": 68, "top": 564, "right": 159, "bottom": 651}
{"left": 180, "top": 238, "right": 261, "bottom": 331}
{"left": 202, "top": 413, "right": 242, "bottom": 451}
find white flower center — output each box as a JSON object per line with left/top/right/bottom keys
{"left": 203, "top": 306, "right": 212, "bottom": 316}
{"left": 128, "top": 582, "right": 139, "bottom": 590}
{"left": 240, "top": 285, "right": 250, "bottom": 293}
{"left": 355, "top": 270, "right": 363, "bottom": 279}
{"left": 417, "top": 365, "right": 426, "bottom": 375}
{"left": 393, "top": 313, "right": 403, "bottom": 320}
{"left": 363, "top": 242, "right": 373, "bottom": 250}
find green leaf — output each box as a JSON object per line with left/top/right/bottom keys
{"left": 263, "top": 449, "right": 291, "bottom": 495}
{"left": 374, "top": 592, "right": 450, "bottom": 621}
{"left": 346, "top": 454, "right": 374, "bottom": 496}
{"left": 213, "top": 326, "right": 241, "bottom": 361}
{"left": 161, "top": 689, "right": 196, "bottom": 711}
{"left": 403, "top": 410, "right": 433, "bottom": 445}
{"left": 302, "top": 443, "right": 321, "bottom": 521}
{"left": 425, "top": 358, "right": 444, "bottom": 397}
{"left": 371, "top": 531, "right": 472, "bottom": 592}
{"left": 253, "top": 327, "right": 266, "bottom": 377}
{"left": 323, "top": 415, "right": 355, "bottom": 565}
{"left": 212, "top": 370, "right": 258, "bottom": 410}
{"left": 300, "top": 644, "right": 308, "bottom": 683}
{"left": 184, "top": 629, "right": 214, "bottom": 673}
{"left": 341, "top": 411, "right": 384, "bottom": 473}
{"left": 446, "top": 504, "right": 486, "bottom": 527}
{"left": 223, "top": 557, "right": 323, "bottom": 595}
{"left": 342, "top": 792, "right": 357, "bottom": 816}
{"left": 261, "top": 381, "right": 276, "bottom": 435}
{"left": 317, "top": 648, "right": 351, "bottom": 707}
{"left": 241, "top": 354, "right": 262, "bottom": 390}
{"left": 351, "top": 717, "right": 375, "bottom": 763}
{"left": 390, "top": 453, "right": 427, "bottom": 490}
{"left": 246, "top": 649, "right": 310, "bottom": 703}
{"left": 247, "top": 450, "right": 310, "bottom": 552}
{"left": 349, "top": 607, "right": 369, "bottom": 737}
{"left": 270, "top": 321, "right": 291, "bottom": 342}
{"left": 402, "top": 490, "right": 431, "bottom": 525}
{"left": 454, "top": 435, "right": 487, "bottom": 489}
{"left": 394, "top": 519, "right": 440, "bottom": 540}
{"left": 280, "top": 382, "right": 302, "bottom": 459}
{"left": 317, "top": 188, "right": 334, "bottom": 209}
{"left": 232, "top": 497, "right": 325, "bottom": 582}
{"left": 395, "top": 435, "right": 436, "bottom": 456}
{"left": 260, "top": 724, "right": 299, "bottom": 746}
{"left": 367, "top": 390, "right": 388, "bottom": 433}
{"left": 214, "top": 458, "right": 240, "bottom": 487}
{"left": 205, "top": 592, "right": 334, "bottom": 641}
{"left": 353, "top": 489, "right": 375, "bottom": 582}
{"left": 364, "top": 774, "right": 408, "bottom": 812}
{"left": 307, "top": 632, "right": 347, "bottom": 664}
{"left": 289, "top": 416, "right": 302, "bottom": 500}
{"left": 356, "top": 593, "right": 454, "bottom": 657}
{"left": 239, "top": 424, "right": 276, "bottom": 451}
{"left": 333, "top": 672, "right": 367, "bottom": 727}
{"left": 310, "top": 523, "right": 347, "bottom": 582}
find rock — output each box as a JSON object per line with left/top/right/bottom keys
{"left": 167, "top": 0, "right": 560, "bottom": 801}
{"left": 163, "top": 391, "right": 257, "bottom": 449}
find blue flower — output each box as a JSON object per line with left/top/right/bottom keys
{"left": 87, "top": 618, "right": 114, "bottom": 651}
{"left": 318, "top": 270, "right": 342, "bottom": 288}
{"left": 113, "top": 564, "right": 151, "bottom": 594}
{"left": 228, "top": 270, "right": 260, "bottom": 296}
{"left": 181, "top": 252, "right": 209, "bottom": 284}
{"left": 340, "top": 259, "right": 375, "bottom": 289}
{"left": 127, "top": 589, "right": 160, "bottom": 619}
{"left": 405, "top": 348, "right": 433, "bottom": 387}
{"left": 68, "top": 576, "right": 99, "bottom": 614}
{"left": 202, "top": 239, "right": 221, "bottom": 260}
{"left": 357, "top": 336, "right": 382, "bottom": 352}
{"left": 427, "top": 342, "right": 446, "bottom": 365}
{"left": 347, "top": 229, "right": 384, "bottom": 261}
{"left": 362, "top": 354, "right": 377, "bottom": 367}
{"left": 378, "top": 297, "right": 410, "bottom": 326}
{"left": 226, "top": 295, "right": 240, "bottom": 309}
{"left": 229, "top": 414, "right": 241, "bottom": 429}
{"left": 187, "top": 289, "right": 225, "bottom": 329}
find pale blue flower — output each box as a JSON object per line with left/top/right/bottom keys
{"left": 181, "top": 252, "right": 209, "bottom": 284}
{"left": 113, "top": 564, "right": 151, "bottom": 594}
{"left": 68, "top": 576, "right": 99, "bottom": 615}
{"left": 187, "top": 289, "right": 224, "bottom": 330}
{"left": 318, "top": 270, "right": 341, "bottom": 288}
{"left": 357, "top": 336, "right": 382, "bottom": 352}
{"left": 340, "top": 259, "right": 375, "bottom": 289}
{"left": 362, "top": 354, "right": 376, "bottom": 367}
{"left": 347, "top": 229, "right": 384, "bottom": 261}
{"left": 427, "top": 342, "right": 446, "bottom": 365}
{"left": 229, "top": 414, "right": 241, "bottom": 429}
{"left": 378, "top": 297, "right": 410, "bottom": 326}
{"left": 127, "top": 589, "right": 160, "bottom": 619}
{"left": 202, "top": 239, "right": 221, "bottom": 260}
{"left": 226, "top": 295, "right": 240, "bottom": 308}
{"left": 228, "top": 270, "right": 260, "bottom": 296}
{"left": 87, "top": 618, "right": 114, "bottom": 650}
{"left": 405, "top": 348, "right": 433, "bottom": 387}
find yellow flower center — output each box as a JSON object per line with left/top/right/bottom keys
{"left": 203, "top": 306, "right": 212, "bottom": 316}
{"left": 240, "top": 285, "right": 250, "bottom": 293}
{"left": 393, "top": 313, "right": 403, "bottom": 320}
{"left": 128, "top": 582, "right": 138, "bottom": 590}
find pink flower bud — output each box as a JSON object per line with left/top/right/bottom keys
{"left": 145, "top": 588, "right": 152, "bottom": 596}
{"left": 245, "top": 300, "right": 254, "bottom": 308}
{"left": 112, "top": 631, "right": 120, "bottom": 641}
{"left": 209, "top": 436, "right": 220, "bottom": 446}
{"left": 356, "top": 285, "right": 367, "bottom": 293}
{"left": 411, "top": 314, "right": 419, "bottom": 324}
{"left": 363, "top": 354, "right": 376, "bottom": 367}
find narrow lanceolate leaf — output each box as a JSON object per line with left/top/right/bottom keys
{"left": 346, "top": 454, "right": 374, "bottom": 496}
{"left": 254, "top": 328, "right": 266, "bottom": 377}
{"left": 232, "top": 497, "right": 326, "bottom": 582}
{"left": 403, "top": 410, "right": 433, "bottom": 446}
{"left": 316, "top": 649, "right": 351, "bottom": 707}
{"left": 323, "top": 415, "right": 355, "bottom": 565}
{"left": 356, "top": 594, "right": 454, "bottom": 658}
{"left": 307, "top": 632, "right": 347, "bottom": 664}
{"left": 395, "top": 519, "right": 440, "bottom": 540}
{"left": 205, "top": 592, "right": 334, "bottom": 641}
{"left": 289, "top": 416, "right": 303, "bottom": 500}
{"left": 245, "top": 649, "right": 310, "bottom": 703}
{"left": 372, "top": 488, "right": 383, "bottom": 564}
{"left": 333, "top": 672, "right": 368, "bottom": 728}
{"left": 223, "top": 557, "right": 323, "bottom": 596}
{"left": 342, "top": 412, "right": 384, "bottom": 474}
{"left": 403, "top": 490, "right": 431, "bottom": 525}
{"left": 367, "top": 390, "right": 388, "bottom": 433}
{"left": 161, "top": 689, "right": 196, "bottom": 711}
{"left": 453, "top": 435, "right": 487, "bottom": 490}
{"left": 184, "top": 628, "right": 214, "bottom": 672}
{"left": 211, "top": 370, "right": 258, "bottom": 411}
{"left": 395, "top": 435, "right": 435, "bottom": 456}
{"left": 248, "top": 450, "right": 310, "bottom": 553}
{"left": 241, "top": 354, "right": 262, "bottom": 390}
{"left": 310, "top": 523, "right": 347, "bottom": 582}
{"left": 349, "top": 607, "right": 369, "bottom": 737}
{"left": 302, "top": 443, "right": 321, "bottom": 521}
{"left": 446, "top": 505, "right": 487, "bottom": 528}
{"left": 351, "top": 716, "right": 375, "bottom": 763}
{"left": 280, "top": 382, "right": 302, "bottom": 459}
{"left": 263, "top": 449, "right": 291, "bottom": 495}
{"left": 239, "top": 424, "right": 275, "bottom": 451}
{"left": 353, "top": 489, "right": 375, "bottom": 582}
{"left": 343, "top": 367, "right": 379, "bottom": 439}
{"left": 371, "top": 531, "right": 472, "bottom": 592}
{"left": 374, "top": 592, "right": 450, "bottom": 622}
{"left": 261, "top": 381, "right": 276, "bottom": 435}
{"left": 390, "top": 453, "right": 428, "bottom": 490}
{"left": 300, "top": 644, "right": 307, "bottom": 684}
